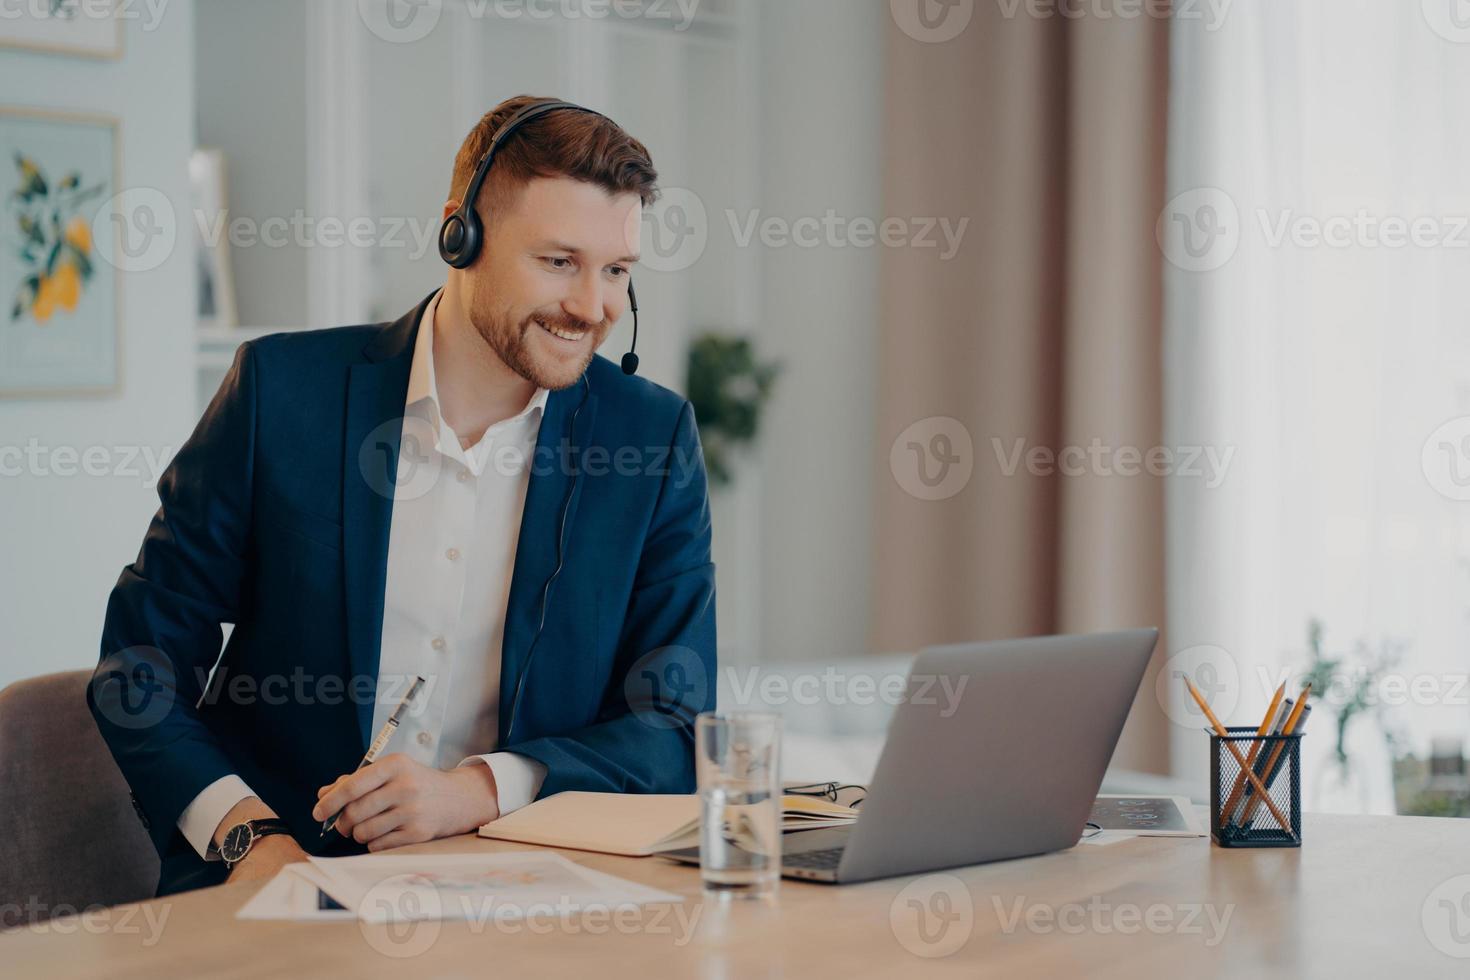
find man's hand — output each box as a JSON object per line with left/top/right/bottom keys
{"left": 312, "top": 753, "right": 500, "bottom": 852}
{"left": 213, "top": 796, "right": 309, "bottom": 884}
{"left": 227, "top": 834, "right": 310, "bottom": 883}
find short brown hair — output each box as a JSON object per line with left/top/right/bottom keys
{"left": 448, "top": 94, "right": 659, "bottom": 222}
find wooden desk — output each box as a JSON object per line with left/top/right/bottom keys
{"left": 4, "top": 813, "right": 1469, "bottom": 978}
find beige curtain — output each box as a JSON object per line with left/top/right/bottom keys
{"left": 873, "top": 5, "right": 1171, "bottom": 773}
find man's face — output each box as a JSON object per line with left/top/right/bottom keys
{"left": 458, "top": 175, "right": 641, "bottom": 391}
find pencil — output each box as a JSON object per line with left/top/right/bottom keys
{"left": 1218, "top": 682, "right": 1285, "bottom": 831}
{"left": 1235, "top": 683, "right": 1312, "bottom": 831}
{"left": 1184, "top": 678, "right": 1294, "bottom": 836}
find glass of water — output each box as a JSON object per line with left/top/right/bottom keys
{"left": 696, "top": 711, "right": 782, "bottom": 900}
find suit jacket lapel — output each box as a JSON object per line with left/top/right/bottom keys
{"left": 341, "top": 292, "right": 428, "bottom": 750}
{"left": 498, "top": 379, "right": 599, "bottom": 743}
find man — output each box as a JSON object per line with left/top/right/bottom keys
{"left": 89, "top": 95, "right": 716, "bottom": 895}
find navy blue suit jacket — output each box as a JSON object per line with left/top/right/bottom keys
{"left": 89, "top": 291, "right": 717, "bottom": 894}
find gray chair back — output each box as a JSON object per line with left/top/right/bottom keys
{"left": 0, "top": 670, "right": 159, "bottom": 922}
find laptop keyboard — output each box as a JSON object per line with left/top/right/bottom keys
{"left": 784, "top": 846, "right": 846, "bottom": 870}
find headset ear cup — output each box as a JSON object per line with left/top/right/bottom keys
{"left": 438, "top": 210, "right": 482, "bottom": 268}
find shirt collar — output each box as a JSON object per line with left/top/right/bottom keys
{"left": 407, "top": 288, "right": 549, "bottom": 464}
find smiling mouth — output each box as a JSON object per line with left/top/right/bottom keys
{"left": 535, "top": 318, "right": 590, "bottom": 344}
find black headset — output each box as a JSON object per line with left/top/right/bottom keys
{"left": 438, "top": 99, "right": 641, "bottom": 376}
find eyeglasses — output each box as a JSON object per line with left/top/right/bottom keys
{"left": 784, "top": 780, "right": 868, "bottom": 808}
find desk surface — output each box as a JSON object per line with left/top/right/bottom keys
{"left": 5, "top": 813, "right": 1470, "bottom": 978}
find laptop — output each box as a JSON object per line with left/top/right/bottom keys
{"left": 663, "top": 628, "right": 1158, "bottom": 884}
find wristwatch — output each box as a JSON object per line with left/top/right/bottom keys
{"left": 217, "top": 818, "right": 292, "bottom": 869}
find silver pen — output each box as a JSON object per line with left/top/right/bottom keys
{"left": 319, "top": 675, "right": 427, "bottom": 837}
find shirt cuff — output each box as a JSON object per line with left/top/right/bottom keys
{"left": 177, "top": 774, "right": 257, "bottom": 861}
{"left": 460, "top": 752, "right": 547, "bottom": 818}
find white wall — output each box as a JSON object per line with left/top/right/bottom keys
{"left": 0, "top": 4, "right": 198, "bottom": 690}
{"left": 194, "top": 0, "right": 308, "bottom": 329}
{"left": 750, "top": 0, "right": 885, "bottom": 663}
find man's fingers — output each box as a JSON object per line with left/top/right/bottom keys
{"left": 333, "top": 785, "right": 399, "bottom": 838}
{"left": 313, "top": 763, "right": 392, "bottom": 821}
{"left": 352, "top": 808, "right": 405, "bottom": 846}
{"left": 366, "top": 829, "right": 418, "bottom": 853}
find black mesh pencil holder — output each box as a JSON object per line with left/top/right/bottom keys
{"left": 1209, "top": 727, "right": 1303, "bottom": 848}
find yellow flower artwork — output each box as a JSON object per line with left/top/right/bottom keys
{"left": 9, "top": 154, "right": 104, "bottom": 325}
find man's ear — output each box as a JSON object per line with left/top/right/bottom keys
{"left": 443, "top": 199, "right": 460, "bottom": 221}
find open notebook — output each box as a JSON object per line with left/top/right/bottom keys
{"left": 478, "top": 791, "right": 859, "bottom": 857}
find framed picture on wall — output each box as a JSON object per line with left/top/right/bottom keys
{"left": 189, "top": 148, "right": 237, "bottom": 330}
{"left": 0, "top": 0, "right": 124, "bottom": 59}
{"left": 0, "top": 106, "right": 119, "bottom": 397}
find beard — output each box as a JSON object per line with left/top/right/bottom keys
{"left": 469, "top": 303, "right": 604, "bottom": 392}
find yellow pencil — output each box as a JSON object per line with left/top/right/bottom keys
{"left": 1218, "top": 682, "right": 1286, "bottom": 830}
{"left": 1236, "top": 683, "right": 1312, "bottom": 830}
{"left": 1184, "top": 678, "right": 1294, "bottom": 836}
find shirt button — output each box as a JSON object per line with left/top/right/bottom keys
{"left": 456, "top": 469, "right": 470, "bottom": 483}
{"left": 431, "top": 635, "right": 446, "bottom": 651}
{"left": 446, "top": 547, "right": 460, "bottom": 561}
{"left": 416, "top": 731, "right": 432, "bottom": 747}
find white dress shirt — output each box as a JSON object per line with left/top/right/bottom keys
{"left": 178, "top": 288, "right": 549, "bottom": 858}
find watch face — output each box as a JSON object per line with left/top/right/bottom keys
{"left": 220, "top": 823, "right": 253, "bottom": 864}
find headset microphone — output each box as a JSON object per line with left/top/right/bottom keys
{"left": 621, "top": 279, "right": 639, "bottom": 376}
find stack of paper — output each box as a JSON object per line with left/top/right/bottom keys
{"left": 478, "top": 792, "right": 860, "bottom": 857}
{"left": 237, "top": 851, "right": 681, "bottom": 923}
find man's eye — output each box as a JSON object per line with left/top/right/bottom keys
{"left": 545, "top": 257, "right": 573, "bottom": 270}
{"left": 608, "top": 266, "right": 629, "bottom": 278}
